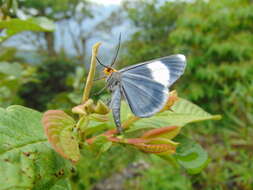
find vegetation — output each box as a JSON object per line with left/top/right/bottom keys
{"left": 122, "top": 0, "right": 253, "bottom": 189}
{"left": 0, "top": 0, "right": 252, "bottom": 189}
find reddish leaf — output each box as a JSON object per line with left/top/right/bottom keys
{"left": 142, "top": 126, "right": 180, "bottom": 139}
{"left": 42, "top": 110, "right": 80, "bottom": 162}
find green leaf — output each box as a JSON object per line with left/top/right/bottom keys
{"left": 0, "top": 105, "right": 72, "bottom": 190}
{"left": 42, "top": 110, "right": 80, "bottom": 162}
{"left": 0, "top": 17, "right": 55, "bottom": 31}
{"left": 89, "top": 135, "right": 110, "bottom": 154}
{"left": 100, "top": 142, "right": 113, "bottom": 153}
{"left": 50, "top": 179, "right": 72, "bottom": 190}
{"left": 126, "top": 98, "right": 221, "bottom": 133}
{"left": 169, "top": 98, "right": 221, "bottom": 123}
{"left": 174, "top": 135, "right": 209, "bottom": 174}
{"left": 81, "top": 114, "right": 110, "bottom": 136}
{"left": 0, "top": 17, "right": 55, "bottom": 42}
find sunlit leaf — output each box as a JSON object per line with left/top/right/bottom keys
{"left": 126, "top": 98, "right": 221, "bottom": 133}
{"left": 141, "top": 126, "right": 180, "bottom": 140}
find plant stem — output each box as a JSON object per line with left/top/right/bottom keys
{"left": 82, "top": 42, "right": 101, "bottom": 103}
{"left": 122, "top": 116, "right": 140, "bottom": 130}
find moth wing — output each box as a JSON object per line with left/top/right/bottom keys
{"left": 120, "top": 54, "right": 186, "bottom": 87}
{"left": 121, "top": 73, "right": 169, "bottom": 118}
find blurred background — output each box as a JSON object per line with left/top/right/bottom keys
{"left": 0, "top": 0, "right": 252, "bottom": 189}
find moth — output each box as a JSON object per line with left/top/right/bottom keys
{"left": 96, "top": 36, "right": 186, "bottom": 133}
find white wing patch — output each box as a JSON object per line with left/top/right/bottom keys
{"left": 176, "top": 54, "right": 186, "bottom": 62}
{"left": 147, "top": 61, "right": 170, "bottom": 86}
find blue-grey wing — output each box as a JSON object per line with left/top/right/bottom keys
{"left": 121, "top": 73, "right": 169, "bottom": 118}
{"left": 120, "top": 54, "right": 186, "bottom": 87}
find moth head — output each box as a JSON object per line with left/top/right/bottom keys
{"left": 96, "top": 56, "right": 117, "bottom": 76}
{"left": 103, "top": 67, "right": 117, "bottom": 76}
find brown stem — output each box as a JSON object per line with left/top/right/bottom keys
{"left": 45, "top": 32, "right": 56, "bottom": 56}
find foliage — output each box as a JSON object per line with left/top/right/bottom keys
{"left": 0, "top": 2, "right": 57, "bottom": 108}
{"left": 43, "top": 110, "right": 80, "bottom": 162}
{"left": 169, "top": 0, "right": 253, "bottom": 129}
{"left": 0, "top": 105, "right": 73, "bottom": 189}
{"left": 0, "top": 38, "right": 221, "bottom": 190}
{"left": 18, "top": 57, "right": 76, "bottom": 111}
{"left": 120, "top": 0, "right": 185, "bottom": 68}
{"left": 122, "top": 0, "right": 253, "bottom": 189}
{"left": 0, "top": 17, "right": 55, "bottom": 42}
{"left": 18, "top": 0, "right": 93, "bottom": 57}
{"left": 123, "top": 0, "right": 253, "bottom": 130}
{"left": 72, "top": 145, "right": 140, "bottom": 190}
{"left": 125, "top": 97, "right": 220, "bottom": 133}
{"left": 2, "top": 0, "right": 252, "bottom": 189}
{"left": 18, "top": 0, "right": 92, "bottom": 21}
{"left": 0, "top": 0, "right": 18, "bottom": 18}
{"left": 0, "top": 0, "right": 55, "bottom": 42}
{"left": 40, "top": 43, "right": 219, "bottom": 190}
{"left": 126, "top": 156, "right": 193, "bottom": 190}
{"left": 174, "top": 135, "right": 209, "bottom": 174}
{"left": 0, "top": 60, "right": 37, "bottom": 107}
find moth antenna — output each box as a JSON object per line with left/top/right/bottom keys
{"left": 96, "top": 56, "right": 110, "bottom": 69}
{"left": 110, "top": 33, "right": 121, "bottom": 67}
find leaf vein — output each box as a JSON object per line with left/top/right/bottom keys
{"left": 0, "top": 139, "right": 47, "bottom": 155}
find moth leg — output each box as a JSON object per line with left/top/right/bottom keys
{"left": 110, "top": 86, "right": 122, "bottom": 133}
{"left": 106, "top": 98, "right": 111, "bottom": 106}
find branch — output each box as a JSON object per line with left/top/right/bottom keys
{"left": 82, "top": 42, "right": 101, "bottom": 103}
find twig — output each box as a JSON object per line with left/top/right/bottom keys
{"left": 82, "top": 42, "right": 101, "bottom": 103}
